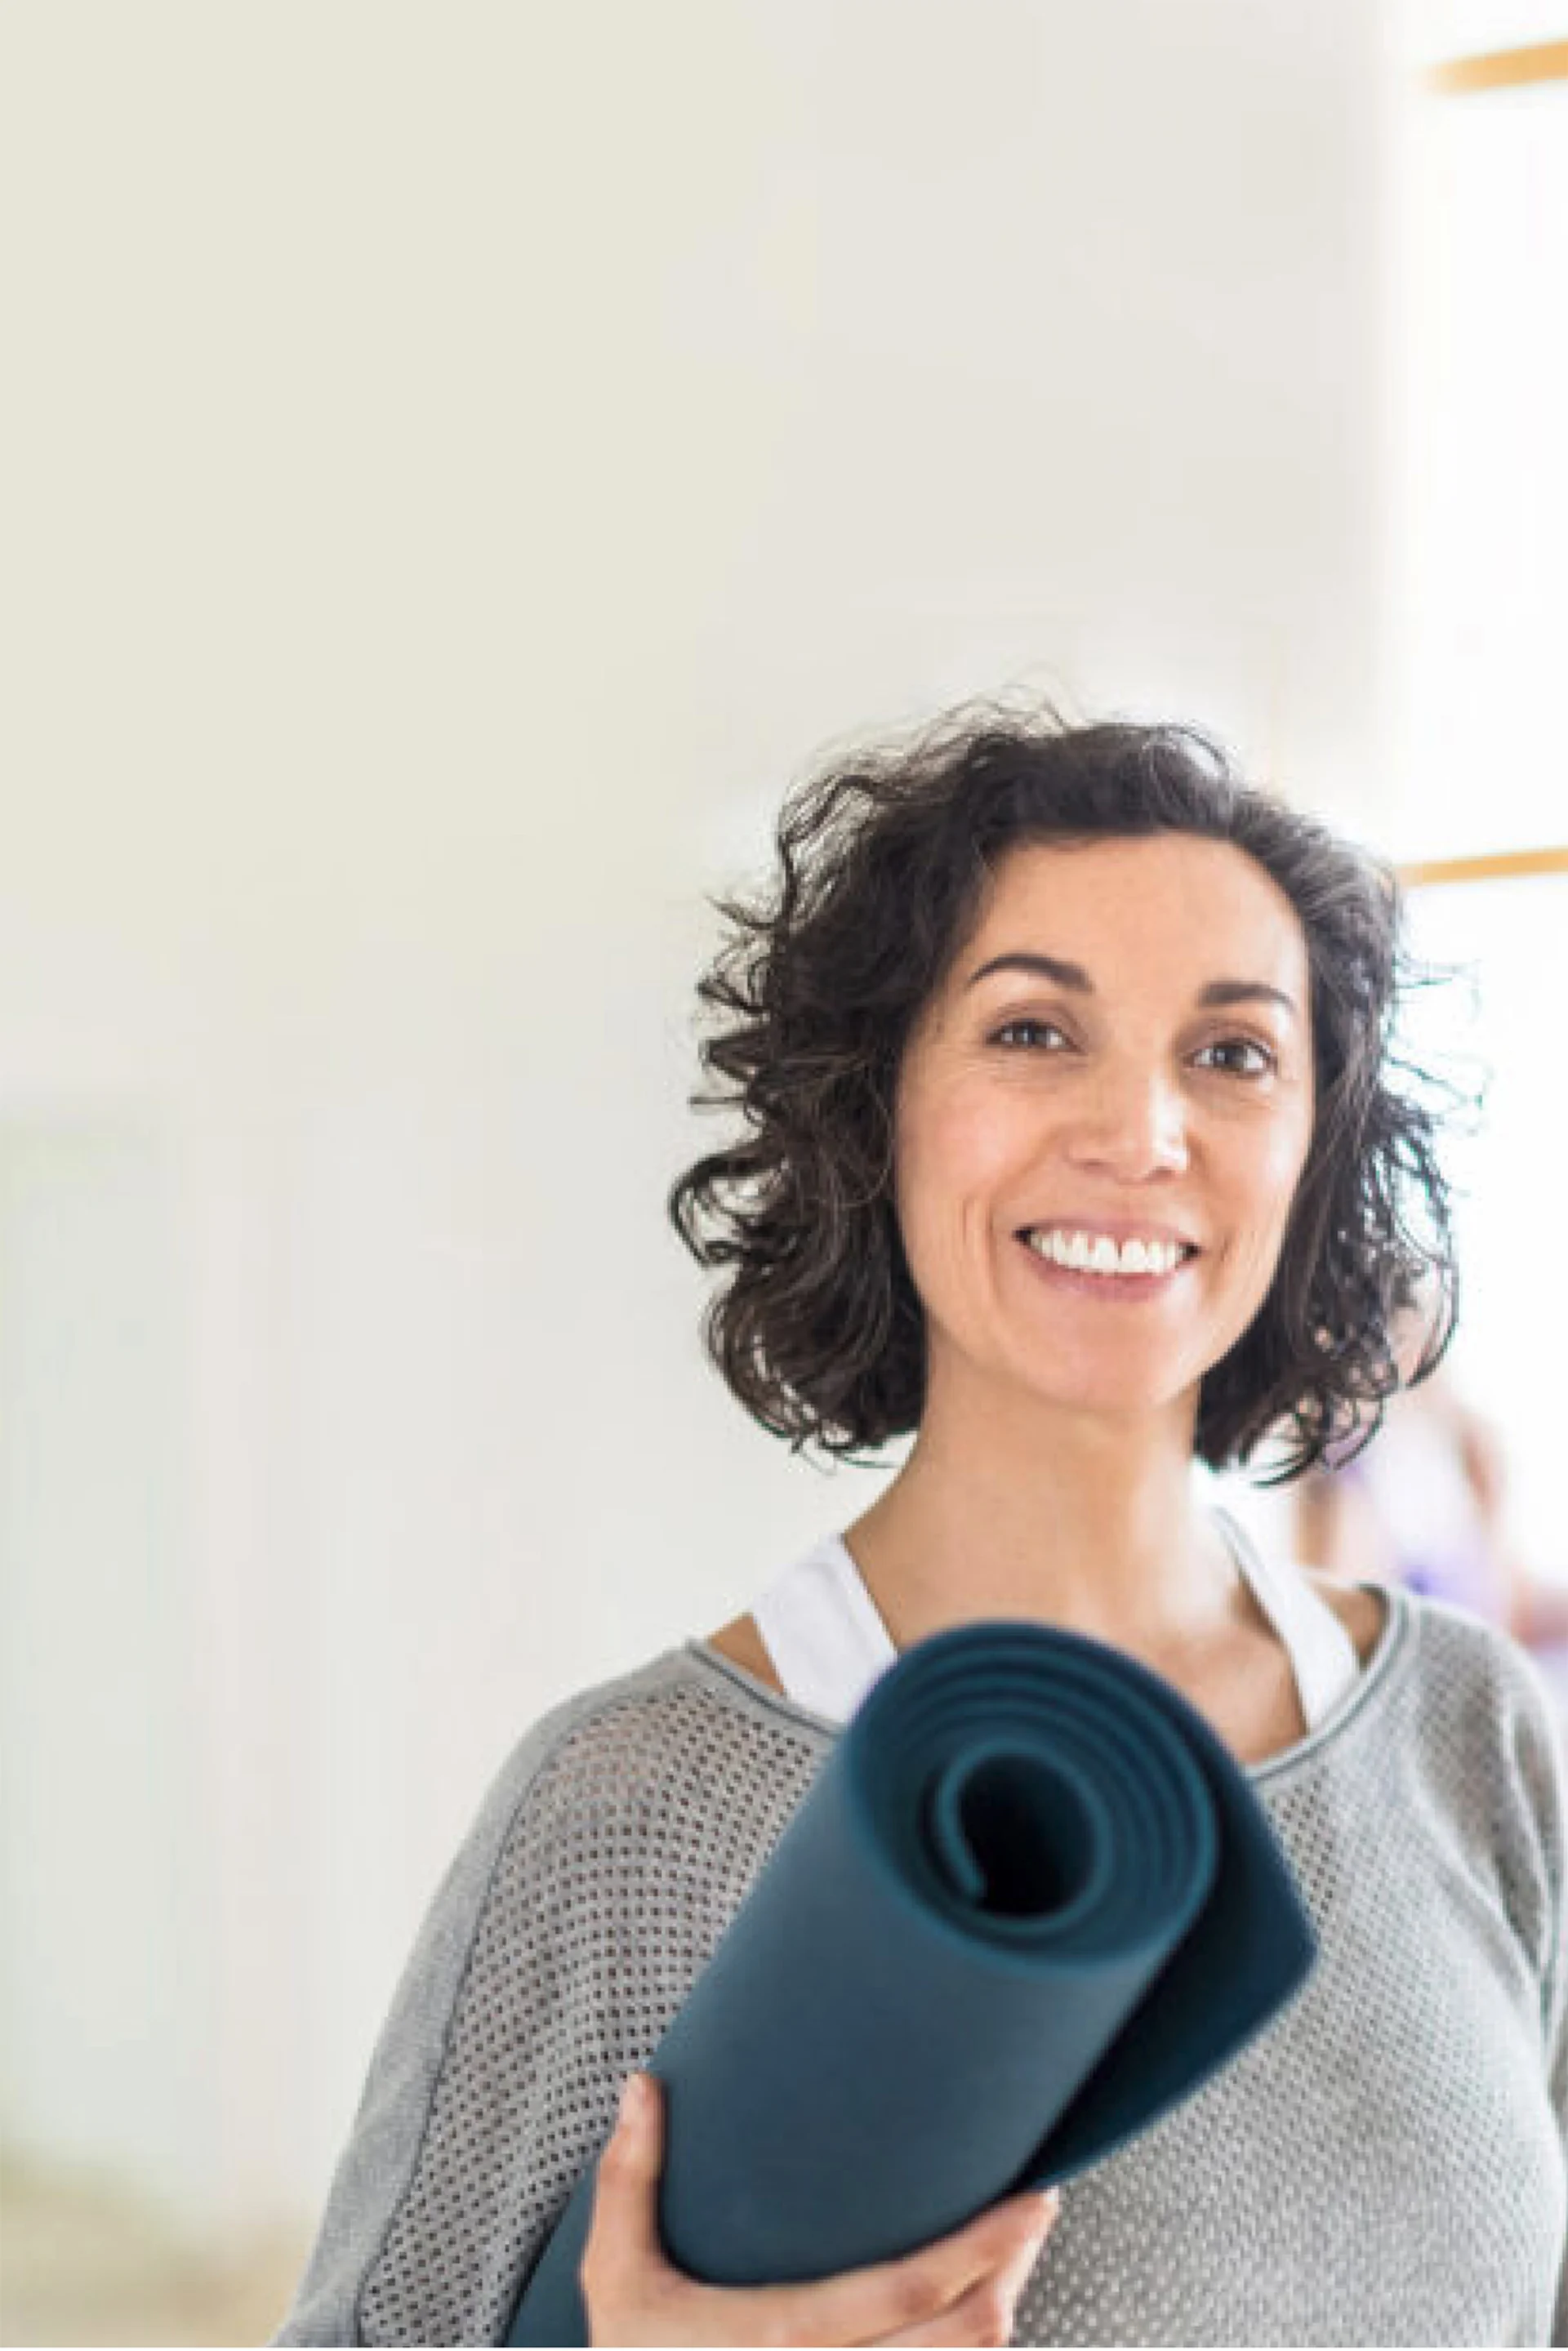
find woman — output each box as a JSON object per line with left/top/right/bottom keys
{"left": 274, "top": 706, "right": 1566, "bottom": 2347}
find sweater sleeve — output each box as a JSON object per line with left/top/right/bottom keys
{"left": 1552, "top": 1975, "right": 1567, "bottom": 2350}
{"left": 268, "top": 1681, "right": 641, "bottom": 2347}
{"left": 1512, "top": 1650, "right": 1568, "bottom": 2349}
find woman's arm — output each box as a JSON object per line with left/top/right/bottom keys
{"left": 269, "top": 1688, "right": 619, "bottom": 2346}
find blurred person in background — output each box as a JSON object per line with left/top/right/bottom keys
{"left": 1292, "top": 1292, "right": 1568, "bottom": 1690}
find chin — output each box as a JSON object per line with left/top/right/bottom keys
{"left": 1013, "top": 1369, "right": 1196, "bottom": 1427}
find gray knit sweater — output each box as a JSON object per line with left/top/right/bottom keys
{"left": 272, "top": 1585, "right": 1567, "bottom": 2346}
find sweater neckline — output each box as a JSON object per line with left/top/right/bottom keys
{"left": 684, "top": 1575, "right": 1411, "bottom": 1788}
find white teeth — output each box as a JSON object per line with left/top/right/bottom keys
{"left": 1025, "top": 1228, "right": 1187, "bottom": 1277}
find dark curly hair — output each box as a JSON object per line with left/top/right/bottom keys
{"left": 666, "top": 698, "right": 1468, "bottom": 1484}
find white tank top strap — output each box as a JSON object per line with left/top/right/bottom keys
{"left": 1210, "top": 1503, "right": 1361, "bottom": 1728}
{"left": 750, "top": 1536, "right": 899, "bottom": 1723}
{"left": 751, "top": 1508, "right": 1362, "bottom": 1732}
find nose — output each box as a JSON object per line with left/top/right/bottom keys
{"left": 1059, "top": 1059, "right": 1190, "bottom": 1182}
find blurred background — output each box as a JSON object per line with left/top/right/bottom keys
{"left": 1, "top": 2, "right": 1564, "bottom": 2340}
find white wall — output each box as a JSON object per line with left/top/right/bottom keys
{"left": 0, "top": 0, "right": 1398, "bottom": 2244}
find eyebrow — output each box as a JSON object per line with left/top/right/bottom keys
{"left": 963, "top": 951, "right": 1299, "bottom": 1021}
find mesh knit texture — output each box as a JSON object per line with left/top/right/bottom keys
{"left": 274, "top": 1592, "right": 1568, "bottom": 2348}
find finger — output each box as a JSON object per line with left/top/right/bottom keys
{"left": 875, "top": 2206, "right": 1058, "bottom": 2349}
{"left": 759, "top": 2190, "right": 1061, "bottom": 2349}
{"left": 874, "top": 2253, "right": 1032, "bottom": 2349}
{"left": 580, "top": 2072, "right": 665, "bottom": 2287}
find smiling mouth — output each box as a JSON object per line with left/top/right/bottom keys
{"left": 1014, "top": 1229, "right": 1200, "bottom": 1289}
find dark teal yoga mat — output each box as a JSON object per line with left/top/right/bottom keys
{"left": 506, "top": 1618, "right": 1317, "bottom": 2344}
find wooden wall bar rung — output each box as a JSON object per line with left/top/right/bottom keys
{"left": 1423, "top": 40, "right": 1568, "bottom": 95}
{"left": 1396, "top": 845, "right": 1568, "bottom": 888}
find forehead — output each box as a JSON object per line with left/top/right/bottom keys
{"left": 956, "top": 834, "right": 1310, "bottom": 986}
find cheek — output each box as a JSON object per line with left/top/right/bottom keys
{"left": 896, "top": 1078, "right": 1018, "bottom": 1218}
{"left": 1263, "top": 1126, "right": 1312, "bottom": 1215}
{"left": 1232, "top": 1113, "right": 1314, "bottom": 1265}
{"left": 893, "top": 1077, "right": 1019, "bottom": 1277}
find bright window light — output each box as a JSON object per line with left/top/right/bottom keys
{"left": 1390, "top": 65, "right": 1567, "bottom": 859}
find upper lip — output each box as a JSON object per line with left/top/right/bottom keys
{"left": 1017, "top": 1218, "right": 1199, "bottom": 1249}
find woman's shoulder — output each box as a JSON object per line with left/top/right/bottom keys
{"left": 703, "top": 1610, "right": 789, "bottom": 1695}
{"left": 1300, "top": 1570, "right": 1387, "bottom": 1667}
{"left": 475, "top": 1641, "right": 826, "bottom": 1855}
{"left": 1302, "top": 1561, "right": 1560, "bottom": 1738}
{"left": 1347, "top": 1577, "right": 1566, "bottom": 1839}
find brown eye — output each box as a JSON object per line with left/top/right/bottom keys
{"left": 1196, "top": 1037, "right": 1276, "bottom": 1078}
{"left": 991, "top": 1019, "right": 1071, "bottom": 1050}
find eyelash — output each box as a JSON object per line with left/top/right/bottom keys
{"left": 990, "top": 1019, "right": 1278, "bottom": 1078}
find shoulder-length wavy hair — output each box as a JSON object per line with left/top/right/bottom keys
{"left": 666, "top": 700, "right": 1465, "bottom": 1482}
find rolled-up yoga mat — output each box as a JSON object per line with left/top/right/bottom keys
{"left": 507, "top": 1616, "right": 1317, "bottom": 2344}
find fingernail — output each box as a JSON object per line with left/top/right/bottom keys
{"left": 617, "top": 2073, "right": 644, "bottom": 2127}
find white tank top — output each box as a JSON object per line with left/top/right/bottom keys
{"left": 749, "top": 1506, "right": 1361, "bottom": 1733}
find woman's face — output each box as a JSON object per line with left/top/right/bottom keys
{"left": 891, "top": 832, "right": 1316, "bottom": 1436}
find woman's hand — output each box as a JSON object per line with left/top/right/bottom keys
{"left": 579, "top": 2070, "right": 1062, "bottom": 2347}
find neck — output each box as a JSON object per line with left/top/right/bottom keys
{"left": 842, "top": 1384, "right": 1242, "bottom": 1666}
